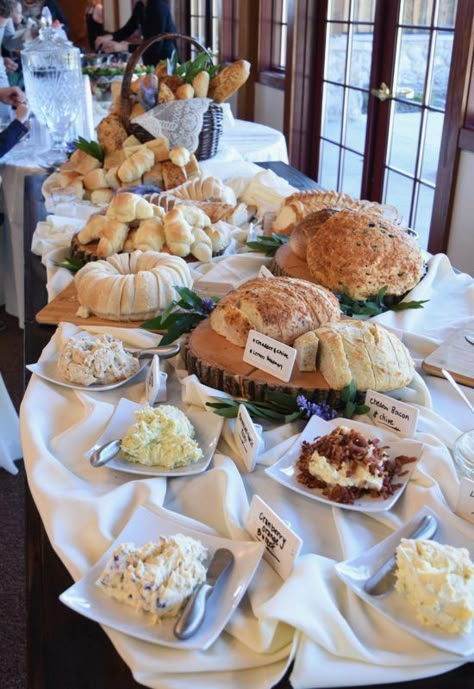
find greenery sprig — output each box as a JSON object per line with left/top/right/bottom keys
{"left": 166, "top": 49, "right": 219, "bottom": 84}
{"left": 338, "top": 286, "right": 428, "bottom": 319}
{"left": 206, "top": 384, "right": 367, "bottom": 423}
{"left": 54, "top": 256, "right": 85, "bottom": 273}
{"left": 246, "top": 233, "right": 289, "bottom": 257}
{"left": 72, "top": 136, "right": 104, "bottom": 163}
{"left": 140, "top": 286, "right": 218, "bottom": 344}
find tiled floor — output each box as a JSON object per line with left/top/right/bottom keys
{"left": 0, "top": 307, "right": 26, "bottom": 689}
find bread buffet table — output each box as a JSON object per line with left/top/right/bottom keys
{"left": 21, "top": 165, "right": 474, "bottom": 689}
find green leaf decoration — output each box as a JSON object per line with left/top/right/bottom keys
{"left": 54, "top": 256, "right": 85, "bottom": 273}
{"left": 140, "top": 287, "right": 219, "bottom": 342}
{"left": 72, "top": 136, "right": 104, "bottom": 163}
{"left": 338, "top": 285, "right": 428, "bottom": 318}
{"left": 246, "top": 233, "right": 289, "bottom": 257}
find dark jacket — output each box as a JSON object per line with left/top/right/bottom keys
{"left": 22, "top": 1, "right": 69, "bottom": 32}
{"left": 112, "top": 0, "right": 176, "bottom": 65}
{"left": 0, "top": 119, "right": 28, "bottom": 158}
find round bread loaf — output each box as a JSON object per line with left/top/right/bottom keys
{"left": 74, "top": 250, "right": 192, "bottom": 321}
{"left": 305, "top": 209, "right": 423, "bottom": 299}
{"left": 210, "top": 276, "right": 341, "bottom": 347}
{"left": 289, "top": 209, "right": 337, "bottom": 259}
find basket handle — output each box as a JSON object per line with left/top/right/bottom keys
{"left": 120, "top": 33, "right": 212, "bottom": 121}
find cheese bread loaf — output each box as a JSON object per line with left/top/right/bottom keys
{"left": 210, "top": 277, "right": 340, "bottom": 347}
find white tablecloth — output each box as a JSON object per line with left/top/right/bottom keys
{"left": 20, "top": 197, "right": 474, "bottom": 689}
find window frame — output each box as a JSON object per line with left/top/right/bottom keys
{"left": 258, "top": 0, "right": 292, "bottom": 91}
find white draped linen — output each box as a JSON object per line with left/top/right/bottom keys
{"left": 21, "top": 165, "right": 474, "bottom": 689}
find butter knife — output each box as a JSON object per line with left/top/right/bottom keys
{"left": 363, "top": 514, "right": 438, "bottom": 597}
{"left": 173, "top": 548, "right": 234, "bottom": 640}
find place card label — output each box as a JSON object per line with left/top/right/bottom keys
{"left": 146, "top": 355, "right": 167, "bottom": 404}
{"left": 243, "top": 329, "right": 296, "bottom": 383}
{"left": 234, "top": 404, "right": 262, "bottom": 472}
{"left": 258, "top": 264, "right": 273, "bottom": 279}
{"left": 456, "top": 477, "right": 474, "bottom": 525}
{"left": 245, "top": 495, "right": 302, "bottom": 580}
{"left": 365, "top": 389, "right": 418, "bottom": 437}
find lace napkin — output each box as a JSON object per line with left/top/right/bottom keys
{"left": 132, "top": 98, "right": 214, "bottom": 152}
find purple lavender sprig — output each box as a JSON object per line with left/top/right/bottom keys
{"left": 200, "top": 297, "right": 216, "bottom": 315}
{"left": 296, "top": 394, "right": 337, "bottom": 421}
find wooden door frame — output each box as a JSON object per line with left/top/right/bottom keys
{"left": 283, "top": 0, "right": 474, "bottom": 253}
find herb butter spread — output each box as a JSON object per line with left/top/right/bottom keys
{"left": 97, "top": 535, "right": 207, "bottom": 619}
{"left": 58, "top": 333, "right": 139, "bottom": 386}
{"left": 121, "top": 405, "right": 203, "bottom": 468}
{"left": 395, "top": 538, "right": 474, "bottom": 634}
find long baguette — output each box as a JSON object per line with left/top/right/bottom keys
{"left": 209, "top": 60, "right": 251, "bottom": 103}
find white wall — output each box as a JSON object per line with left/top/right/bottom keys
{"left": 448, "top": 150, "right": 474, "bottom": 276}
{"left": 253, "top": 83, "right": 284, "bottom": 132}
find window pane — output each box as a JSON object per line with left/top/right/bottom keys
{"left": 328, "top": 0, "right": 349, "bottom": 21}
{"left": 280, "top": 24, "right": 287, "bottom": 69}
{"left": 348, "top": 31, "right": 373, "bottom": 89}
{"left": 271, "top": 24, "right": 282, "bottom": 67}
{"left": 191, "top": 0, "right": 200, "bottom": 13}
{"left": 395, "top": 28, "right": 430, "bottom": 105}
{"left": 322, "top": 82, "right": 344, "bottom": 143}
{"left": 326, "top": 23, "right": 349, "bottom": 83}
{"left": 352, "top": 0, "right": 376, "bottom": 23}
{"left": 319, "top": 140, "right": 340, "bottom": 190}
{"left": 383, "top": 170, "right": 414, "bottom": 225}
{"left": 420, "top": 110, "right": 444, "bottom": 183}
{"left": 401, "top": 0, "right": 434, "bottom": 25}
{"left": 435, "top": 0, "right": 457, "bottom": 28}
{"left": 414, "top": 183, "right": 435, "bottom": 249}
{"left": 387, "top": 101, "right": 422, "bottom": 176}
{"left": 341, "top": 149, "right": 363, "bottom": 197}
{"left": 345, "top": 89, "right": 367, "bottom": 153}
{"left": 429, "top": 30, "right": 454, "bottom": 108}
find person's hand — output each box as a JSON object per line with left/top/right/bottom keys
{"left": 102, "top": 40, "right": 128, "bottom": 54}
{"left": 4, "top": 57, "right": 18, "bottom": 73}
{"left": 95, "top": 33, "right": 113, "bottom": 50}
{"left": 0, "top": 87, "right": 26, "bottom": 106}
{"left": 0, "top": 17, "right": 8, "bottom": 28}
{"left": 15, "top": 102, "right": 30, "bottom": 124}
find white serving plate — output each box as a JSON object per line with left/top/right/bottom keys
{"left": 85, "top": 397, "right": 224, "bottom": 477}
{"left": 26, "top": 357, "right": 148, "bottom": 392}
{"left": 265, "top": 415, "right": 422, "bottom": 512}
{"left": 335, "top": 505, "right": 474, "bottom": 656}
{"left": 60, "top": 505, "right": 264, "bottom": 650}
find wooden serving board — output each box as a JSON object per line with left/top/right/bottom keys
{"left": 35, "top": 282, "right": 161, "bottom": 330}
{"left": 422, "top": 328, "right": 474, "bottom": 388}
{"left": 270, "top": 243, "right": 313, "bottom": 281}
{"left": 185, "top": 319, "right": 342, "bottom": 403}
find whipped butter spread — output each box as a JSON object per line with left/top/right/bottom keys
{"left": 121, "top": 405, "right": 203, "bottom": 468}
{"left": 97, "top": 534, "right": 208, "bottom": 619}
{"left": 395, "top": 538, "right": 474, "bottom": 634}
{"left": 58, "top": 333, "right": 139, "bottom": 386}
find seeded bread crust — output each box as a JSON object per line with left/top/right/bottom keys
{"left": 305, "top": 209, "right": 423, "bottom": 299}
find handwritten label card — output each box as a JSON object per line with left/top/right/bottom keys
{"left": 456, "top": 477, "right": 474, "bottom": 525}
{"left": 365, "top": 389, "right": 418, "bottom": 437}
{"left": 243, "top": 329, "right": 296, "bottom": 383}
{"left": 258, "top": 264, "right": 273, "bottom": 279}
{"left": 234, "top": 404, "right": 263, "bottom": 471}
{"left": 245, "top": 495, "right": 302, "bottom": 580}
{"left": 146, "top": 355, "right": 168, "bottom": 405}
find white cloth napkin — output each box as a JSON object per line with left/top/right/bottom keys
{"left": 31, "top": 214, "right": 85, "bottom": 256}
{"left": 20, "top": 319, "right": 474, "bottom": 689}
{"left": 0, "top": 373, "right": 22, "bottom": 474}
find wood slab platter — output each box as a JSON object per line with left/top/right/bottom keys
{"left": 422, "top": 328, "right": 474, "bottom": 388}
{"left": 35, "top": 281, "right": 161, "bottom": 330}
{"left": 270, "top": 243, "right": 312, "bottom": 280}
{"left": 185, "top": 318, "right": 342, "bottom": 403}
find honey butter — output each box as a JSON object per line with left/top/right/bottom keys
{"left": 121, "top": 405, "right": 203, "bottom": 468}
{"left": 395, "top": 538, "right": 474, "bottom": 634}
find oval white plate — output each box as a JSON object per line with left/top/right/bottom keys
{"left": 26, "top": 358, "right": 148, "bottom": 392}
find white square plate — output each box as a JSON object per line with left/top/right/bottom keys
{"left": 265, "top": 415, "right": 422, "bottom": 512}
{"left": 335, "top": 505, "right": 474, "bottom": 656}
{"left": 26, "top": 358, "right": 148, "bottom": 392}
{"left": 60, "top": 505, "right": 264, "bottom": 650}
{"left": 86, "top": 398, "right": 224, "bottom": 477}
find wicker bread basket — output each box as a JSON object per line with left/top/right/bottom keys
{"left": 119, "top": 33, "right": 223, "bottom": 160}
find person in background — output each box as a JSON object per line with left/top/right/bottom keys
{"left": 86, "top": 1, "right": 103, "bottom": 51}
{"left": 0, "top": 85, "right": 28, "bottom": 155}
{"left": 21, "top": 0, "right": 68, "bottom": 31}
{"left": 3, "top": 2, "right": 24, "bottom": 87}
{"left": 0, "top": 0, "right": 25, "bottom": 119}
{"left": 95, "top": 0, "right": 177, "bottom": 65}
